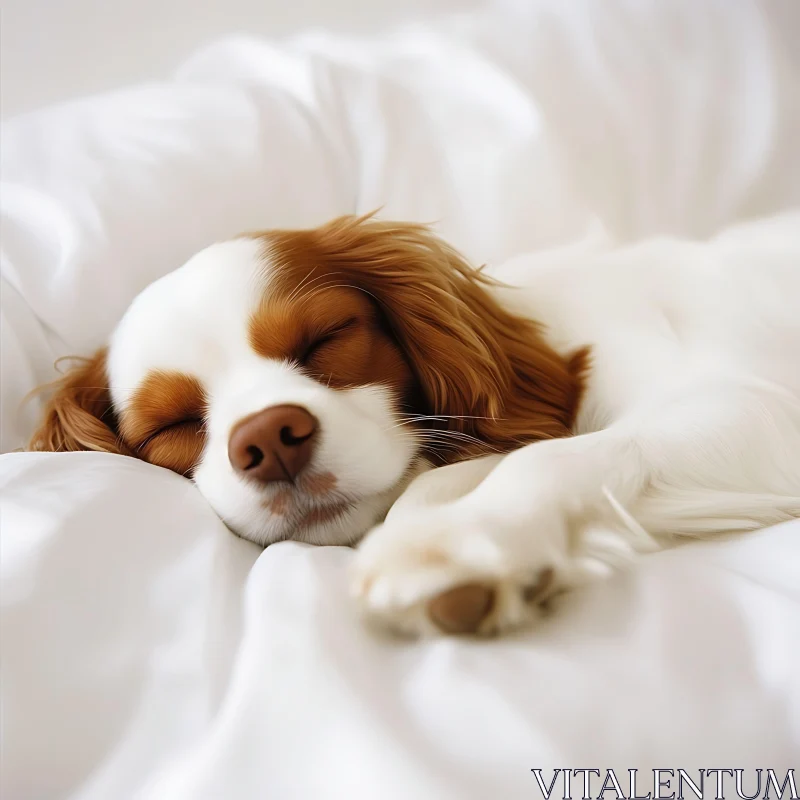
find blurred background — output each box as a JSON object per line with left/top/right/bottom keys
{"left": 1, "top": 0, "right": 479, "bottom": 118}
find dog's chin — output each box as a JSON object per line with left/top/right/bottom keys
{"left": 207, "top": 459, "right": 430, "bottom": 548}
{"left": 224, "top": 494, "right": 393, "bottom": 548}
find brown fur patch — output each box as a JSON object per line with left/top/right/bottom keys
{"left": 252, "top": 213, "right": 589, "bottom": 465}
{"left": 297, "top": 502, "right": 352, "bottom": 527}
{"left": 302, "top": 471, "right": 338, "bottom": 495}
{"left": 28, "top": 354, "right": 207, "bottom": 478}
{"left": 265, "top": 489, "right": 292, "bottom": 515}
{"left": 118, "top": 371, "right": 207, "bottom": 476}
{"left": 248, "top": 264, "right": 415, "bottom": 401}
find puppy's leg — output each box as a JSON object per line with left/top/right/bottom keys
{"left": 352, "top": 429, "right": 655, "bottom": 636}
{"left": 352, "top": 387, "right": 800, "bottom": 636}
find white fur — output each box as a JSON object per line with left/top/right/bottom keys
{"left": 352, "top": 213, "right": 800, "bottom": 635}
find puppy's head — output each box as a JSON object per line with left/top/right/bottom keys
{"left": 29, "top": 215, "right": 585, "bottom": 546}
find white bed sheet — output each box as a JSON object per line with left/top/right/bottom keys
{"left": 2, "top": 1, "right": 800, "bottom": 797}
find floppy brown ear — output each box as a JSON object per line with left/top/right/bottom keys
{"left": 273, "top": 214, "right": 589, "bottom": 463}
{"left": 28, "top": 348, "right": 131, "bottom": 455}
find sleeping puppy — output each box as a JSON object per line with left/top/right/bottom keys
{"left": 29, "top": 213, "right": 800, "bottom": 636}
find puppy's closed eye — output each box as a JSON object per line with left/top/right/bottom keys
{"left": 300, "top": 318, "right": 359, "bottom": 363}
{"left": 138, "top": 418, "right": 206, "bottom": 475}
{"left": 139, "top": 417, "right": 204, "bottom": 448}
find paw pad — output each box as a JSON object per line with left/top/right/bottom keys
{"left": 427, "top": 582, "right": 495, "bottom": 634}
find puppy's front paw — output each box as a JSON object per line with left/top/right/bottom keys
{"left": 350, "top": 505, "right": 562, "bottom": 637}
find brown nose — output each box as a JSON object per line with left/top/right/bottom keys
{"left": 228, "top": 405, "right": 318, "bottom": 484}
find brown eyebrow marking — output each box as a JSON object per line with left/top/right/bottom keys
{"left": 245, "top": 236, "right": 417, "bottom": 400}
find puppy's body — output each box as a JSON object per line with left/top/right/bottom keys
{"left": 30, "top": 213, "right": 800, "bottom": 636}
{"left": 501, "top": 221, "right": 800, "bottom": 469}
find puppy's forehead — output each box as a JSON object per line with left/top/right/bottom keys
{"left": 108, "top": 237, "right": 274, "bottom": 407}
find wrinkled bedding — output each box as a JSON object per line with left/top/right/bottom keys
{"left": 2, "top": 1, "right": 799, "bottom": 797}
